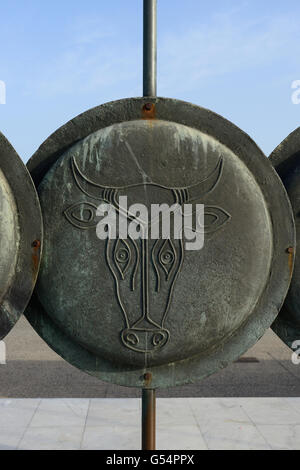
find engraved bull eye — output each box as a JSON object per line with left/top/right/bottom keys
{"left": 158, "top": 239, "right": 177, "bottom": 279}
{"left": 160, "top": 250, "right": 174, "bottom": 265}
{"left": 64, "top": 202, "right": 99, "bottom": 229}
{"left": 116, "top": 248, "right": 129, "bottom": 263}
{"left": 114, "top": 239, "right": 131, "bottom": 279}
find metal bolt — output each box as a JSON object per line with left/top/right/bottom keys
{"left": 144, "top": 103, "right": 153, "bottom": 111}
{"left": 144, "top": 372, "right": 152, "bottom": 384}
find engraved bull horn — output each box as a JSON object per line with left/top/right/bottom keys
{"left": 180, "top": 157, "right": 223, "bottom": 203}
{"left": 71, "top": 155, "right": 223, "bottom": 204}
{"left": 71, "top": 156, "right": 119, "bottom": 203}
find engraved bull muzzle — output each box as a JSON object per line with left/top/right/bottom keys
{"left": 64, "top": 155, "right": 230, "bottom": 353}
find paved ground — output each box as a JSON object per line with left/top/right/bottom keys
{"left": 1, "top": 397, "right": 300, "bottom": 450}
{"left": 1, "top": 316, "right": 300, "bottom": 398}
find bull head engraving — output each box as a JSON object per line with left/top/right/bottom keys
{"left": 64, "top": 155, "right": 231, "bottom": 353}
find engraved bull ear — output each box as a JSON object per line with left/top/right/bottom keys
{"left": 182, "top": 157, "right": 223, "bottom": 203}
{"left": 183, "top": 205, "right": 231, "bottom": 235}
{"left": 179, "top": 157, "right": 230, "bottom": 235}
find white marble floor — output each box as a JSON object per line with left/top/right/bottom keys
{"left": 0, "top": 398, "right": 300, "bottom": 450}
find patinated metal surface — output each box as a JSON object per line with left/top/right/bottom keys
{"left": 0, "top": 132, "right": 42, "bottom": 340}
{"left": 25, "top": 97, "right": 294, "bottom": 388}
{"left": 270, "top": 128, "right": 300, "bottom": 348}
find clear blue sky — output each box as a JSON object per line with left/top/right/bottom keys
{"left": 1, "top": 0, "right": 300, "bottom": 161}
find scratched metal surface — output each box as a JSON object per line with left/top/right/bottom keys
{"left": 0, "top": 132, "right": 42, "bottom": 340}
{"left": 270, "top": 128, "right": 300, "bottom": 348}
{"left": 25, "top": 97, "right": 295, "bottom": 388}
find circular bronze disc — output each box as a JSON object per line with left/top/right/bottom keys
{"left": 0, "top": 132, "right": 42, "bottom": 339}
{"left": 270, "top": 128, "right": 300, "bottom": 348}
{"left": 25, "top": 97, "right": 294, "bottom": 388}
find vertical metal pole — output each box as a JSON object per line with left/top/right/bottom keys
{"left": 143, "top": 0, "right": 157, "bottom": 97}
{"left": 142, "top": 0, "right": 157, "bottom": 452}
{"left": 142, "top": 388, "right": 156, "bottom": 450}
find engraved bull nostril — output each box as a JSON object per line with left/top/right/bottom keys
{"left": 152, "top": 332, "right": 166, "bottom": 347}
{"left": 126, "top": 333, "right": 139, "bottom": 346}
{"left": 121, "top": 328, "right": 169, "bottom": 352}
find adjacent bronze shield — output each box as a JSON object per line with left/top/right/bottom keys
{"left": 270, "top": 128, "right": 300, "bottom": 348}
{"left": 25, "top": 97, "right": 294, "bottom": 388}
{"left": 0, "top": 132, "right": 42, "bottom": 339}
